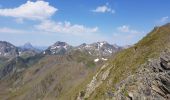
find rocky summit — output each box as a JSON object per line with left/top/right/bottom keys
{"left": 0, "top": 41, "right": 18, "bottom": 58}
{"left": 76, "top": 41, "right": 122, "bottom": 57}
{"left": 44, "top": 41, "right": 73, "bottom": 55}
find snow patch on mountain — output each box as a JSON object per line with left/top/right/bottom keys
{"left": 102, "top": 58, "right": 108, "bottom": 61}
{"left": 94, "top": 58, "right": 99, "bottom": 62}
{"left": 76, "top": 41, "right": 122, "bottom": 57}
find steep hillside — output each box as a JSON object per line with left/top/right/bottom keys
{"left": 0, "top": 50, "right": 104, "bottom": 100}
{"left": 0, "top": 54, "right": 44, "bottom": 79}
{"left": 76, "top": 23, "right": 170, "bottom": 99}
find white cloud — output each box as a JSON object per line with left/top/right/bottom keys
{"left": 92, "top": 3, "right": 115, "bottom": 14}
{"left": 117, "top": 25, "right": 129, "bottom": 32}
{"left": 115, "top": 25, "right": 145, "bottom": 45}
{"left": 0, "top": 27, "right": 53, "bottom": 35}
{"left": 0, "top": 25, "right": 145, "bottom": 46}
{"left": 159, "top": 16, "right": 169, "bottom": 23}
{"left": 0, "top": 0, "right": 99, "bottom": 36}
{"left": 35, "top": 20, "right": 98, "bottom": 35}
{"left": 117, "top": 25, "right": 141, "bottom": 34}
{"left": 0, "top": 27, "right": 27, "bottom": 34}
{"left": 0, "top": 1, "right": 57, "bottom": 21}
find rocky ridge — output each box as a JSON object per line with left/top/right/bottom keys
{"left": 43, "top": 41, "right": 122, "bottom": 59}
{"left": 77, "top": 51, "right": 170, "bottom": 100}
{"left": 109, "top": 51, "right": 170, "bottom": 100}
{"left": 76, "top": 23, "right": 170, "bottom": 100}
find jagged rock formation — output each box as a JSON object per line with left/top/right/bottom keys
{"left": 77, "top": 51, "right": 170, "bottom": 100}
{"left": 110, "top": 51, "right": 170, "bottom": 100}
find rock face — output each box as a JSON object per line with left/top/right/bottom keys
{"left": 76, "top": 41, "right": 121, "bottom": 57}
{"left": 110, "top": 51, "right": 170, "bottom": 100}
{"left": 44, "top": 41, "right": 73, "bottom": 55}
{"left": 0, "top": 41, "right": 18, "bottom": 58}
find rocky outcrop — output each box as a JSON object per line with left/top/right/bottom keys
{"left": 109, "top": 51, "right": 170, "bottom": 100}
{"left": 77, "top": 63, "right": 113, "bottom": 100}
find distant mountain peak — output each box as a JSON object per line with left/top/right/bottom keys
{"left": 51, "top": 41, "right": 70, "bottom": 49}
{"left": 24, "top": 42, "right": 32, "bottom": 46}
{"left": 96, "top": 41, "right": 108, "bottom": 47}
{"left": 22, "top": 42, "right": 34, "bottom": 49}
{"left": 97, "top": 41, "right": 108, "bottom": 44}
{"left": 76, "top": 41, "right": 122, "bottom": 57}
{"left": 44, "top": 41, "right": 72, "bottom": 55}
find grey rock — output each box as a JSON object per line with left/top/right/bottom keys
{"left": 110, "top": 51, "right": 170, "bottom": 100}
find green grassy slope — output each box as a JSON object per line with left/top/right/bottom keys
{"left": 79, "top": 23, "right": 170, "bottom": 99}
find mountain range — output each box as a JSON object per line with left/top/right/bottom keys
{"left": 0, "top": 39, "right": 122, "bottom": 100}
{"left": 0, "top": 23, "right": 170, "bottom": 100}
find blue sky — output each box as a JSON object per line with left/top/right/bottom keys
{"left": 0, "top": 0, "right": 169, "bottom": 46}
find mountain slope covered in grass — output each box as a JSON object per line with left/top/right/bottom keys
{"left": 76, "top": 23, "right": 170, "bottom": 100}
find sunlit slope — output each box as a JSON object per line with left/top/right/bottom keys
{"left": 77, "top": 23, "right": 170, "bottom": 99}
